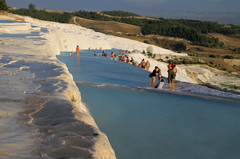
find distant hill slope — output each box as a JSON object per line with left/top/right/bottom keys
{"left": 70, "top": 16, "right": 141, "bottom": 35}
{"left": 101, "top": 11, "right": 140, "bottom": 17}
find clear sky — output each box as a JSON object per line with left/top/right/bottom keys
{"left": 7, "top": 0, "right": 240, "bottom": 12}
{"left": 6, "top": 0, "right": 240, "bottom": 24}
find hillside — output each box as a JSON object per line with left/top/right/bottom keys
{"left": 70, "top": 16, "right": 141, "bottom": 34}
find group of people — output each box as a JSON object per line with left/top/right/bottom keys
{"left": 139, "top": 59, "right": 150, "bottom": 71}
{"left": 69, "top": 45, "right": 81, "bottom": 57}
{"left": 150, "top": 61, "right": 177, "bottom": 89}
{"left": 71, "top": 46, "right": 178, "bottom": 89}
{"left": 109, "top": 52, "right": 151, "bottom": 72}
{"left": 109, "top": 51, "right": 130, "bottom": 63}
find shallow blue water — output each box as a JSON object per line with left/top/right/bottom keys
{"left": 58, "top": 51, "right": 154, "bottom": 87}
{"left": 78, "top": 85, "right": 240, "bottom": 159}
{"left": 0, "top": 32, "right": 41, "bottom": 38}
{"left": 0, "top": 20, "right": 26, "bottom": 23}
{"left": 57, "top": 51, "right": 240, "bottom": 159}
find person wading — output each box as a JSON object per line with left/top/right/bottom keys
{"left": 76, "top": 45, "right": 80, "bottom": 57}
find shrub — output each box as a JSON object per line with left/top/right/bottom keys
{"left": 148, "top": 52, "right": 153, "bottom": 57}
{"left": 196, "top": 48, "right": 204, "bottom": 51}
{"left": 143, "top": 40, "right": 151, "bottom": 44}
{"left": 222, "top": 55, "right": 233, "bottom": 59}
{"left": 209, "top": 54, "right": 216, "bottom": 58}
{"left": 146, "top": 46, "right": 153, "bottom": 54}
{"left": 220, "top": 42, "right": 224, "bottom": 47}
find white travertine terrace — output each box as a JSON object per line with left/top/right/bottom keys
{"left": 0, "top": 13, "right": 239, "bottom": 158}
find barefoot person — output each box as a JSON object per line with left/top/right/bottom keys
{"left": 150, "top": 66, "right": 161, "bottom": 88}
{"left": 172, "top": 64, "right": 177, "bottom": 81}
{"left": 76, "top": 45, "right": 80, "bottom": 57}
{"left": 146, "top": 60, "right": 150, "bottom": 71}
{"left": 167, "top": 61, "right": 174, "bottom": 89}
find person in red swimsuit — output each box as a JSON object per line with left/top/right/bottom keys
{"left": 76, "top": 45, "right": 80, "bottom": 57}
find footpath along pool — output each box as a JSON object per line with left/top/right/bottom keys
{"left": 57, "top": 50, "right": 240, "bottom": 159}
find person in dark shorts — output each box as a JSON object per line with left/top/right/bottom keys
{"left": 150, "top": 66, "right": 161, "bottom": 88}
{"left": 167, "top": 61, "right": 174, "bottom": 89}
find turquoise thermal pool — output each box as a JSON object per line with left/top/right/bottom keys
{"left": 57, "top": 50, "right": 240, "bottom": 159}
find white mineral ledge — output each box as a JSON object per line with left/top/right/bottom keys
{"left": 0, "top": 14, "right": 116, "bottom": 159}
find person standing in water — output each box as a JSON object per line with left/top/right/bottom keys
{"left": 113, "top": 55, "right": 118, "bottom": 63}
{"left": 167, "top": 61, "right": 174, "bottom": 89}
{"left": 76, "top": 45, "right": 80, "bottom": 57}
{"left": 150, "top": 66, "right": 161, "bottom": 88}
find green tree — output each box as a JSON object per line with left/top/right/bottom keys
{"left": 29, "top": 3, "right": 36, "bottom": 10}
{"left": 0, "top": 0, "right": 8, "bottom": 11}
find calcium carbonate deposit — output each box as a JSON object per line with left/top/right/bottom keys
{"left": 0, "top": 13, "right": 239, "bottom": 158}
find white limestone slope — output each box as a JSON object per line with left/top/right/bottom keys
{"left": 0, "top": 14, "right": 116, "bottom": 159}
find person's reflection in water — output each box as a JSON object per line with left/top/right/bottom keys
{"left": 76, "top": 56, "right": 80, "bottom": 76}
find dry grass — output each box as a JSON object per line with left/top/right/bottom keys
{"left": 208, "top": 33, "right": 240, "bottom": 48}
{"left": 185, "top": 44, "right": 240, "bottom": 58}
{"left": 70, "top": 17, "right": 141, "bottom": 35}
{"left": 203, "top": 58, "right": 237, "bottom": 72}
